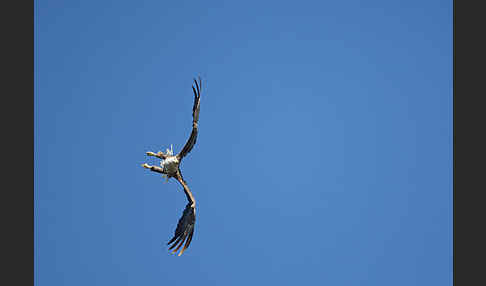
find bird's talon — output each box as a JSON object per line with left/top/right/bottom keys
{"left": 142, "top": 163, "right": 151, "bottom": 169}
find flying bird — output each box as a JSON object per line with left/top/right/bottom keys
{"left": 142, "top": 77, "right": 201, "bottom": 256}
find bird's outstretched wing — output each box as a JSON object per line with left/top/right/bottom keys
{"left": 167, "top": 202, "right": 195, "bottom": 256}
{"left": 167, "top": 171, "right": 196, "bottom": 256}
{"left": 177, "top": 77, "right": 201, "bottom": 160}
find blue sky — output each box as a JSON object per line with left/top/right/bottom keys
{"left": 35, "top": 0, "right": 452, "bottom": 285}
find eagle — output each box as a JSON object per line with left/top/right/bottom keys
{"left": 141, "top": 77, "right": 201, "bottom": 256}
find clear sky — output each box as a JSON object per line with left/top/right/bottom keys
{"left": 35, "top": 0, "right": 452, "bottom": 285}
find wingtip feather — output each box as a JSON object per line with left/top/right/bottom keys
{"left": 171, "top": 233, "right": 187, "bottom": 254}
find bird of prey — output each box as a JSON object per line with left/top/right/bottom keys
{"left": 142, "top": 77, "right": 201, "bottom": 256}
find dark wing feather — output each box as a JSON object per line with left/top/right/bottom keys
{"left": 177, "top": 77, "right": 201, "bottom": 160}
{"left": 167, "top": 202, "right": 196, "bottom": 256}
{"left": 167, "top": 170, "right": 196, "bottom": 256}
